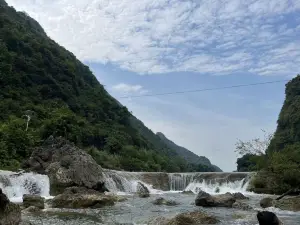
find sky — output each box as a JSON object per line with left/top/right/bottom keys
{"left": 6, "top": 0, "right": 300, "bottom": 171}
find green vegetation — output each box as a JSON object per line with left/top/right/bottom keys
{"left": 0, "top": 1, "right": 217, "bottom": 172}
{"left": 236, "top": 76, "right": 300, "bottom": 194}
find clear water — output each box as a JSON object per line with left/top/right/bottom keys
{"left": 22, "top": 192, "right": 300, "bottom": 225}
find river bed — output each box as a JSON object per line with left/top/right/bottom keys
{"left": 22, "top": 192, "right": 300, "bottom": 225}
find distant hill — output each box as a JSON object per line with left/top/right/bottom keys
{"left": 156, "top": 132, "right": 222, "bottom": 172}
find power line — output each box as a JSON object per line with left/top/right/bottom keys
{"left": 119, "top": 79, "right": 289, "bottom": 99}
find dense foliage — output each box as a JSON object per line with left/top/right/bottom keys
{"left": 0, "top": 1, "right": 217, "bottom": 172}
{"left": 236, "top": 76, "right": 300, "bottom": 194}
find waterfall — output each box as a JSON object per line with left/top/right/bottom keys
{"left": 103, "top": 170, "right": 253, "bottom": 195}
{"left": 0, "top": 170, "right": 51, "bottom": 202}
{"left": 168, "top": 172, "right": 252, "bottom": 194}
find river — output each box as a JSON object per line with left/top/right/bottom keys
{"left": 1, "top": 170, "right": 300, "bottom": 224}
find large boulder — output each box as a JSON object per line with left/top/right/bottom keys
{"left": 23, "top": 136, "right": 106, "bottom": 195}
{"left": 257, "top": 211, "right": 283, "bottom": 225}
{"left": 195, "top": 191, "right": 236, "bottom": 208}
{"left": 148, "top": 211, "right": 219, "bottom": 225}
{"left": 50, "top": 193, "right": 116, "bottom": 209}
{"left": 0, "top": 189, "right": 21, "bottom": 225}
{"left": 136, "top": 182, "right": 150, "bottom": 198}
{"left": 23, "top": 194, "right": 45, "bottom": 209}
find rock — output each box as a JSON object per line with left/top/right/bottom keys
{"left": 149, "top": 211, "right": 219, "bottom": 225}
{"left": 195, "top": 191, "right": 235, "bottom": 207}
{"left": 62, "top": 186, "right": 101, "bottom": 195}
{"left": 152, "top": 197, "right": 179, "bottom": 206}
{"left": 50, "top": 193, "right": 116, "bottom": 208}
{"left": 22, "top": 136, "right": 106, "bottom": 195}
{"left": 136, "top": 182, "right": 150, "bottom": 198}
{"left": 232, "top": 201, "right": 253, "bottom": 210}
{"left": 233, "top": 192, "right": 249, "bottom": 200}
{"left": 260, "top": 197, "right": 274, "bottom": 208}
{"left": 273, "top": 196, "right": 300, "bottom": 212}
{"left": 0, "top": 189, "right": 21, "bottom": 225}
{"left": 182, "top": 190, "right": 194, "bottom": 195}
{"left": 215, "top": 187, "right": 220, "bottom": 193}
{"left": 22, "top": 206, "right": 41, "bottom": 213}
{"left": 23, "top": 194, "right": 45, "bottom": 209}
{"left": 257, "top": 211, "right": 283, "bottom": 225}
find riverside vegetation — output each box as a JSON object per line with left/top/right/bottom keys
{"left": 236, "top": 75, "right": 300, "bottom": 194}
{"left": 0, "top": 0, "right": 219, "bottom": 173}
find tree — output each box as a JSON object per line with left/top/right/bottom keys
{"left": 235, "top": 130, "right": 273, "bottom": 156}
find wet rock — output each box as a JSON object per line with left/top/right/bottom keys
{"left": 136, "top": 182, "right": 150, "bottom": 198}
{"left": 0, "top": 188, "right": 21, "bottom": 225}
{"left": 182, "top": 190, "right": 194, "bottom": 195}
{"left": 22, "top": 206, "right": 41, "bottom": 213}
{"left": 195, "top": 191, "right": 236, "bottom": 207}
{"left": 149, "top": 211, "right": 219, "bottom": 225}
{"left": 233, "top": 192, "right": 249, "bottom": 200}
{"left": 23, "top": 194, "right": 45, "bottom": 209}
{"left": 152, "top": 197, "right": 179, "bottom": 206}
{"left": 63, "top": 186, "right": 101, "bottom": 195}
{"left": 257, "top": 211, "right": 283, "bottom": 225}
{"left": 23, "top": 136, "right": 106, "bottom": 195}
{"left": 50, "top": 193, "right": 116, "bottom": 208}
{"left": 215, "top": 187, "right": 220, "bottom": 193}
{"left": 260, "top": 197, "right": 274, "bottom": 208}
{"left": 273, "top": 196, "right": 300, "bottom": 212}
{"left": 232, "top": 201, "right": 253, "bottom": 210}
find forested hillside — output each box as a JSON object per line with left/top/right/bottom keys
{"left": 0, "top": 0, "right": 219, "bottom": 172}
{"left": 236, "top": 75, "right": 300, "bottom": 194}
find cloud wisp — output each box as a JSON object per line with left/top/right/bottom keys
{"left": 6, "top": 0, "right": 300, "bottom": 76}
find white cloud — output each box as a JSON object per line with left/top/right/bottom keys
{"left": 6, "top": 0, "right": 300, "bottom": 76}
{"left": 111, "top": 83, "right": 148, "bottom": 95}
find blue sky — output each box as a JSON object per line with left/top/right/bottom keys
{"left": 6, "top": 0, "right": 300, "bottom": 171}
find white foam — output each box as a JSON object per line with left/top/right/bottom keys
{"left": 0, "top": 170, "right": 51, "bottom": 202}
{"left": 184, "top": 178, "right": 251, "bottom": 195}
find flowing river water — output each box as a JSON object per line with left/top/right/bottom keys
{"left": 1, "top": 170, "right": 300, "bottom": 225}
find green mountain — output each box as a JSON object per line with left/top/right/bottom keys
{"left": 156, "top": 132, "right": 222, "bottom": 172}
{"left": 267, "top": 75, "right": 300, "bottom": 153}
{"left": 0, "top": 0, "right": 220, "bottom": 172}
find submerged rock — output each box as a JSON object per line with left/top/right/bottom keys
{"left": 23, "top": 194, "right": 45, "bottom": 209}
{"left": 195, "top": 191, "right": 235, "bottom": 207}
{"left": 23, "top": 136, "right": 106, "bottom": 195}
{"left": 137, "top": 182, "right": 150, "bottom": 198}
{"left": 152, "top": 197, "right": 179, "bottom": 206}
{"left": 257, "top": 211, "right": 283, "bottom": 225}
{"left": 50, "top": 193, "right": 116, "bottom": 208}
{"left": 260, "top": 197, "right": 274, "bottom": 208}
{"left": 0, "top": 188, "right": 21, "bottom": 225}
{"left": 149, "top": 211, "right": 219, "bottom": 225}
{"left": 181, "top": 190, "right": 194, "bottom": 195}
{"left": 232, "top": 201, "right": 253, "bottom": 210}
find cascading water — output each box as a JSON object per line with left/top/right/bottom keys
{"left": 168, "top": 172, "right": 252, "bottom": 194}
{"left": 0, "top": 170, "right": 51, "bottom": 202}
{"left": 103, "top": 170, "right": 253, "bottom": 195}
